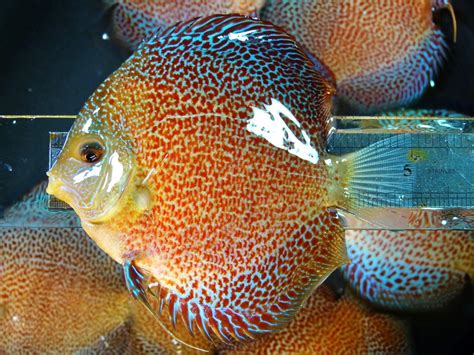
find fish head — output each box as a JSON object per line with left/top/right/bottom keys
{"left": 47, "top": 104, "right": 136, "bottom": 226}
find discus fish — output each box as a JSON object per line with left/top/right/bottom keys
{"left": 110, "top": 0, "right": 266, "bottom": 49}
{"left": 0, "top": 182, "right": 130, "bottom": 353}
{"left": 47, "top": 15, "right": 417, "bottom": 350}
{"left": 222, "top": 285, "right": 410, "bottom": 354}
{"left": 342, "top": 228, "right": 474, "bottom": 311}
{"left": 261, "top": 0, "right": 457, "bottom": 113}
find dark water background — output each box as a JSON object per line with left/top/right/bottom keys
{"left": 0, "top": 0, "right": 473, "bottom": 353}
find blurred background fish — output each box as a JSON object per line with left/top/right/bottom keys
{"left": 343, "top": 229, "right": 473, "bottom": 311}
{"left": 261, "top": 0, "right": 457, "bottom": 113}
{"left": 221, "top": 285, "right": 410, "bottom": 354}
{"left": 108, "top": 0, "right": 266, "bottom": 49}
{"left": 0, "top": 182, "right": 131, "bottom": 353}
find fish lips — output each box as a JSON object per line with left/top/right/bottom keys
{"left": 46, "top": 168, "right": 133, "bottom": 225}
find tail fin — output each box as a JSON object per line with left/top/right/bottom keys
{"left": 334, "top": 134, "right": 418, "bottom": 221}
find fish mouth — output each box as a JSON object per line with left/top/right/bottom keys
{"left": 46, "top": 175, "right": 79, "bottom": 207}
{"left": 46, "top": 173, "right": 63, "bottom": 196}
{"left": 46, "top": 178, "right": 90, "bottom": 218}
{"left": 46, "top": 171, "right": 133, "bottom": 225}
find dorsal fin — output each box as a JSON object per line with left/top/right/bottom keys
{"left": 148, "top": 14, "right": 326, "bottom": 82}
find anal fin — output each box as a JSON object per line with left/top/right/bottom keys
{"left": 123, "top": 260, "right": 210, "bottom": 352}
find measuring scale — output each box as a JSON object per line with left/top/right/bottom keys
{"left": 0, "top": 114, "right": 472, "bottom": 231}
{"left": 331, "top": 116, "right": 473, "bottom": 230}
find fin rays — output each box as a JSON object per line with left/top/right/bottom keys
{"left": 123, "top": 257, "right": 342, "bottom": 349}
{"left": 123, "top": 261, "right": 211, "bottom": 352}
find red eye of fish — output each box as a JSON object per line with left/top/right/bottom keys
{"left": 80, "top": 142, "right": 104, "bottom": 163}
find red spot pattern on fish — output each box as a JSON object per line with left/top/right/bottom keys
{"left": 0, "top": 183, "right": 130, "bottom": 353}
{"left": 48, "top": 14, "right": 421, "bottom": 349}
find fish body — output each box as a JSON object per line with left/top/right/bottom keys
{"left": 111, "top": 0, "right": 266, "bottom": 49}
{"left": 408, "top": 208, "right": 474, "bottom": 230}
{"left": 47, "top": 15, "right": 416, "bottom": 349}
{"left": 262, "top": 0, "right": 453, "bottom": 113}
{"left": 343, "top": 228, "right": 474, "bottom": 311}
{"left": 222, "top": 285, "right": 410, "bottom": 354}
{"left": 0, "top": 182, "right": 130, "bottom": 353}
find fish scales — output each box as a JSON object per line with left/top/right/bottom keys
{"left": 0, "top": 183, "right": 130, "bottom": 353}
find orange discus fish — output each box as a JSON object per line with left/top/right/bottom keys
{"left": 261, "top": 0, "right": 457, "bottom": 113}
{"left": 0, "top": 182, "right": 130, "bottom": 353}
{"left": 221, "top": 285, "right": 410, "bottom": 354}
{"left": 343, "top": 228, "right": 474, "bottom": 311}
{"left": 46, "top": 15, "right": 417, "bottom": 350}
{"left": 110, "top": 0, "right": 266, "bottom": 49}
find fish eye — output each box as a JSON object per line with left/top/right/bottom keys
{"left": 80, "top": 141, "right": 104, "bottom": 163}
